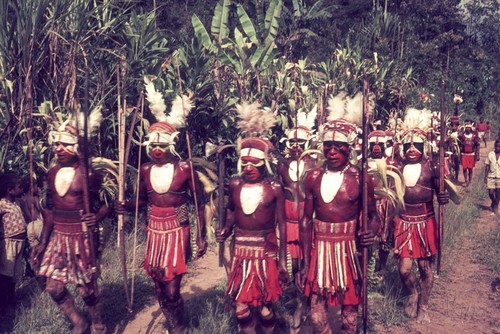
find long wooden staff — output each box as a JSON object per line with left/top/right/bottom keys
{"left": 361, "top": 76, "right": 370, "bottom": 334}
{"left": 116, "top": 61, "right": 132, "bottom": 311}
{"left": 176, "top": 57, "right": 203, "bottom": 255}
{"left": 79, "top": 67, "right": 98, "bottom": 291}
{"left": 437, "top": 80, "right": 446, "bottom": 275}
{"left": 131, "top": 94, "right": 145, "bottom": 306}
{"left": 217, "top": 148, "right": 226, "bottom": 267}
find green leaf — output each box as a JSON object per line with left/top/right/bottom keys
{"left": 264, "top": 0, "right": 282, "bottom": 43}
{"left": 191, "top": 14, "right": 215, "bottom": 52}
{"left": 211, "top": 0, "right": 231, "bottom": 45}
{"left": 236, "top": 4, "right": 258, "bottom": 45}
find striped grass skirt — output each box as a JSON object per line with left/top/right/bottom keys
{"left": 226, "top": 228, "right": 281, "bottom": 307}
{"left": 394, "top": 212, "right": 438, "bottom": 259}
{"left": 305, "top": 219, "right": 361, "bottom": 306}
{"left": 38, "top": 210, "right": 96, "bottom": 286}
{"left": 144, "top": 205, "right": 190, "bottom": 282}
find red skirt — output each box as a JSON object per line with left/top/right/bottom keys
{"left": 285, "top": 199, "right": 304, "bottom": 259}
{"left": 226, "top": 228, "right": 282, "bottom": 307}
{"left": 38, "top": 210, "right": 96, "bottom": 286}
{"left": 394, "top": 213, "right": 438, "bottom": 259}
{"left": 144, "top": 206, "right": 189, "bottom": 282}
{"left": 461, "top": 154, "right": 475, "bottom": 169}
{"left": 305, "top": 220, "right": 361, "bottom": 306}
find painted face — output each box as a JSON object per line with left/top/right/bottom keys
{"left": 148, "top": 143, "right": 171, "bottom": 164}
{"left": 241, "top": 156, "right": 265, "bottom": 182}
{"left": 323, "top": 141, "right": 349, "bottom": 170}
{"left": 54, "top": 142, "right": 78, "bottom": 166}
{"left": 465, "top": 126, "right": 472, "bottom": 134}
{"left": 288, "top": 139, "right": 306, "bottom": 159}
{"left": 369, "top": 141, "right": 385, "bottom": 159}
{"left": 403, "top": 141, "right": 424, "bottom": 163}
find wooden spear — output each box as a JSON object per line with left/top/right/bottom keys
{"left": 116, "top": 61, "right": 132, "bottom": 311}
{"left": 361, "top": 76, "right": 370, "bottom": 334}
{"left": 437, "top": 80, "right": 446, "bottom": 275}
{"left": 78, "top": 66, "right": 98, "bottom": 293}
{"left": 176, "top": 57, "right": 204, "bottom": 257}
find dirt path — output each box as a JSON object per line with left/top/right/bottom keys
{"left": 116, "top": 142, "right": 500, "bottom": 334}
{"left": 115, "top": 247, "right": 226, "bottom": 334}
{"left": 373, "top": 141, "right": 500, "bottom": 334}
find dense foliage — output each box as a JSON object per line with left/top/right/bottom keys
{"left": 0, "top": 0, "right": 498, "bottom": 179}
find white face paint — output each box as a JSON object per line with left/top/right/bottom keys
{"left": 150, "top": 163, "right": 174, "bottom": 194}
{"left": 55, "top": 167, "right": 76, "bottom": 197}
{"left": 403, "top": 164, "right": 422, "bottom": 187}
{"left": 385, "top": 146, "right": 393, "bottom": 157}
{"left": 240, "top": 183, "right": 264, "bottom": 215}
{"left": 320, "top": 171, "right": 344, "bottom": 203}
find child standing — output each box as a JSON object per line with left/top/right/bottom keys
{"left": 484, "top": 139, "right": 500, "bottom": 214}
{"left": 0, "top": 173, "right": 27, "bottom": 313}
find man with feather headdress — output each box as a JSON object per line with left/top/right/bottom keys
{"left": 277, "top": 106, "right": 319, "bottom": 279}
{"left": 31, "top": 107, "right": 110, "bottom": 334}
{"left": 115, "top": 79, "right": 207, "bottom": 334}
{"left": 277, "top": 106, "right": 319, "bottom": 331}
{"left": 394, "top": 108, "right": 449, "bottom": 324}
{"left": 216, "top": 101, "right": 289, "bottom": 334}
{"left": 297, "top": 92, "right": 380, "bottom": 334}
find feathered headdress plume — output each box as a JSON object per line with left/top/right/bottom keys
{"left": 143, "top": 76, "right": 193, "bottom": 157}
{"left": 166, "top": 95, "right": 193, "bottom": 129}
{"left": 296, "top": 104, "right": 317, "bottom": 131}
{"left": 326, "top": 91, "right": 374, "bottom": 127}
{"left": 236, "top": 101, "right": 277, "bottom": 175}
{"left": 49, "top": 105, "right": 104, "bottom": 148}
{"left": 236, "top": 101, "right": 277, "bottom": 138}
{"left": 144, "top": 76, "right": 167, "bottom": 122}
{"left": 401, "top": 108, "right": 432, "bottom": 133}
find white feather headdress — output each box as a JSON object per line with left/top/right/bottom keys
{"left": 144, "top": 76, "right": 193, "bottom": 130}
{"left": 326, "top": 91, "right": 374, "bottom": 126}
{"left": 236, "top": 101, "right": 277, "bottom": 138}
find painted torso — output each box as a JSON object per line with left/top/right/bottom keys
{"left": 229, "top": 177, "right": 283, "bottom": 231}
{"left": 306, "top": 164, "right": 361, "bottom": 223}
{"left": 277, "top": 156, "right": 317, "bottom": 202}
{"left": 141, "top": 161, "right": 192, "bottom": 208}
{"left": 47, "top": 161, "right": 99, "bottom": 213}
{"left": 400, "top": 158, "right": 436, "bottom": 215}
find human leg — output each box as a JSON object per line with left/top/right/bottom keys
{"left": 235, "top": 302, "right": 256, "bottom": 334}
{"left": 259, "top": 305, "right": 276, "bottom": 334}
{"left": 488, "top": 189, "right": 496, "bottom": 212}
{"left": 310, "top": 294, "right": 331, "bottom": 334}
{"left": 398, "top": 257, "right": 418, "bottom": 318}
{"left": 155, "top": 275, "right": 186, "bottom": 334}
{"left": 416, "top": 258, "right": 434, "bottom": 323}
{"left": 340, "top": 305, "right": 358, "bottom": 334}
{"left": 78, "top": 282, "right": 106, "bottom": 334}
{"left": 46, "top": 278, "right": 88, "bottom": 334}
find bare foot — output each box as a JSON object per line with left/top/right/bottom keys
{"left": 91, "top": 324, "right": 107, "bottom": 334}
{"left": 70, "top": 319, "right": 89, "bottom": 334}
{"left": 404, "top": 293, "right": 418, "bottom": 318}
{"left": 417, "top": 305, "right": 431, "bottom": 324}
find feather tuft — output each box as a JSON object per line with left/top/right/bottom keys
{"left": 167, "top": 95, "right": 193, "bottom": 129}
{"left": 236, "top": 101, "right": 276, "bottom": 137}
{"left": 296, "top": 104, "right": 318, "bottom": 129}
{"left": 144, "top": 76, "right": 167, "bottom": 122}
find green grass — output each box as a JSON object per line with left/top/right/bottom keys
{"left": 369, "top": 171, "right": 490, "bottom": 328}
{"left": 6, "top": 168, "right": 497, "bottom": 333}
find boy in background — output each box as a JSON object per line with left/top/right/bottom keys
{"left": 0, "top": 173, "right": 27, "bottom": 313}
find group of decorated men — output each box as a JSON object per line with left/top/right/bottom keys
{"left": 11, "top": 86, "right": 500, "bottom": 334}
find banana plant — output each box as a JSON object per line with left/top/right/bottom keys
{"left": 191, "top": 0, "right": 283, "bottom": 101}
